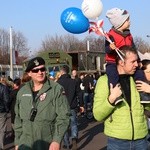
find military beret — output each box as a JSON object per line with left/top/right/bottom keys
{"left": 25, "top": 57, "right": 45, "bottom": 72}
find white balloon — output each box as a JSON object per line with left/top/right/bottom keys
{"left": 81, "top": 0, "right": 103, "bottom": 19}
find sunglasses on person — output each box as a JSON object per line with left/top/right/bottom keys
{"left": 31, "top": 67, "right": 46, "bottom": 73}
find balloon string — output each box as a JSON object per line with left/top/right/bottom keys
{"left": 89, "top": 20, "right": 125, "bottom": 61}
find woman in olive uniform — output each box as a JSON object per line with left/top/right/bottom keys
{"left": 14, "top": 57, "right": 70, "bottom": 150}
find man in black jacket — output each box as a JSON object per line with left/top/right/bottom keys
{"left": 10, "top": 78, "right": 21, "bottom": 140}
{"left": 0, "top": 82, "right": 11, "bottom": 149}
{"left": 57, "top": 65, "right": 84, "bottom": 150}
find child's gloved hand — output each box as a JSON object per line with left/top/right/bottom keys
{"left": 109, "top": 42, "right": 117, "bottom": 50}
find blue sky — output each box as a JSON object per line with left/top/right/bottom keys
{"left": 0, "top": 0, "right": 150, "bottom": 52}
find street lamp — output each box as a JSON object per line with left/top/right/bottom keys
{"left": 10, "top": 26, "right": 13, "bottom": 80}
{"left": 86, "top": 40, "right": 90, "bottom": 71}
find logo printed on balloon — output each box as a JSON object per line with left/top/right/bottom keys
{"left": 66, "top": 12, "right": 75, "bottom": 23}
{"left": 60, "top": 7, "right": 90, "bottom": 34}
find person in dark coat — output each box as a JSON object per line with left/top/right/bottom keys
{"left": 82, "top": 73, "right": 94, "bottom": 112}
{"left": 57, "top": 65, "right": 84, "bottom": 150}
{"left": 9, "top": 78, "right": 21, "bottom": 141}
{"left": 10, "top": 78, "right": 21, "bottom": 124}
{"left": 0, "top": 81, "right": 11, "bottom": 149}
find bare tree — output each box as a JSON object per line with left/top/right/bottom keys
{"left": 40, "top": 34, "right": 86, "bottom": 52}
{"left": 41, "top": 34, "right": 63, "bottom": 51}
{"left": 40, "top": 34, "right": 107, "bottom": 54}
{"left": 0, "top": 28, "right": 30, "bottom": 64}
{"left": 62, "top": 34, "right": 84, "bottom": 52}
{"left": 0, "top": 29, "right": 9, "bottom": 64}
{"left": 134, "top": 36, "right": 150, "bottom": 53}
{"left": 13, "top": 31, "right": 30, "bottom": 56}
{"left": 40, "top": 34, "right": 150, "bottom": 56}
{"left": 84, "top": 35, "right": 105, "bottom": 52}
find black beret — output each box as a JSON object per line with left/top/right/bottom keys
{"left": 25, "top": 57, "right": 45, "bottom": 72}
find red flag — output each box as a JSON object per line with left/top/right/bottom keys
{"left": 15, "top": 51, "right": 19, "bottom": 65}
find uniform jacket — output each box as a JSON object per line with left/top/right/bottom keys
{"left": 93, "top": 75, "right": 150, "bottom": 140}
{"left": 14, "top": 79, "right": 70, "bottom": 150}
{"left": 105, "top": 28, "right": 134, "bottom": 63}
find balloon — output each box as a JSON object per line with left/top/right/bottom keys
{"left": 60, "top": 7, "right": 89, "bottom": 34}
{"left": 49, "top": 70, "right": 55, "bottom": 78}
{"left": 81, "top": 0, "right": 103, "bottom": 19}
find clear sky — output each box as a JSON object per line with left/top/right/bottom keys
{"left": 0, "top": 0, "right": 150, "bottom": 52}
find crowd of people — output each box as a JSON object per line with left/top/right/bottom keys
{"left": 1, "top": 54, "right": 150, "bottom": 150}
{"left": 0, "top": 6, "right": 150, "bottom": 150}
{"left": 0, "top": 57, "right": 98, "bottom": 150}
{"left": 0, "top": 72, "right": 31, "bottom": 149}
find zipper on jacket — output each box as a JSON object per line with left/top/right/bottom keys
{"left": 109, "top": 115, "right": 113, "bottom": 122}
{"left": 130, "top": 108, "right": 134, "bottom": 140}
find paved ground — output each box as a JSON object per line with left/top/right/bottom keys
{"left": 4, "top": 114, "right": 107, "bottom": 150}
{"left": 74, "top": 116, "right": 107, "bottom": 150}
{"left": 4, "top": 114, "right": 15, "bottom": 150}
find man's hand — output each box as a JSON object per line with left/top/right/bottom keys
{"left": 49, "top": 141, "right": 60, "bottom": 150}
{"left": 80, "top": 107, "right": 84, "bottom": 113}
{"left": 108, "top": 83, "right": 122, "bottom": 104}
{"left": 136, "top": 80, "right": 150, "bottom": 93}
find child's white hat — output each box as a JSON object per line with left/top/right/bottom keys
{"left": 106, "top": 8, "right": 130, "bottom": 29}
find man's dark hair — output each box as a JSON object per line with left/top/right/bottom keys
{"left": 61, "top": 65, "right": 70, "bottom": 74}
{"left": 13, "top": 78, "right": 21, "bottom": 86}
{"left": 8, "top": 76, "right": 13, "bottom": 82}
{"left": 116, "top": 46, "right": 138, "bottom": 65}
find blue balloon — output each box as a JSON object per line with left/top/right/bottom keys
{"left": 60, "top": 7, "right": 89, "bottom": 34}
{"left": 49, "top": 70, "right": 55, "bottom": 77}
